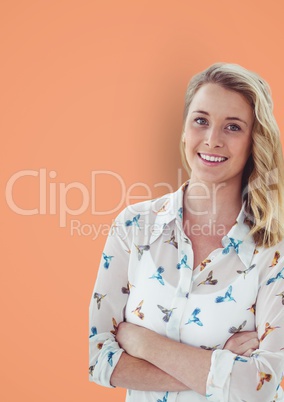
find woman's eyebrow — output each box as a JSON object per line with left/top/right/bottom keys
{"left": 192, "top": 110, "right": 248, "bottom": 126}
{"left": 225, "top": 117, "right": 248, "bottom": 126}
{"left": 192, "top": 110, "right": 210, "bottom": 115}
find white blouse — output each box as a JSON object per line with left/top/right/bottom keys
{"left": 89, "top": 182, "right": 284, "bottom": 402}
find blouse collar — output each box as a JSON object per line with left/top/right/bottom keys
{"left": 149, "top": 181, "right": 256, "bottom": 268}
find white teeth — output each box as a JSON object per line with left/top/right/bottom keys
{"left": 200, "top": 154, "right": 226, "bottom": 162}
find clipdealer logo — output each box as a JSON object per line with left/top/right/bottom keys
{"left": 5, "top": 168, "right": 184, "bottom": 238}
{"left": 5, "top": 167, "right": 279, "bottom": 239}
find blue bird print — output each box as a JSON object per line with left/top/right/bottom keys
{"left": 178, "top": 207, "right": 183, "bottom": 219}
{"left": 89, "top": 326, "right": 97, "bottom": 338}
{"left": 157, "top": 391, "right": 168, "bottom": 402}
{"left": 149, "top": 267, "right": 165, "bottom": 285}
{"left": 235, "top": 356, "right": 248, "bottom": 362}
{"left": 107, "top": 351, "right": 115, "bottom": 367}
{"left": 251, "top": 351, "right": 261, "bottom": 359}
{"left": 125, "top": 214, "right": 141, "bottom": 228}
{"left": 215, "top": 285, "right": 236, "bottom": 303}
{"left": 266, "top": 267, "right": 284, "bottom": 285}
{"left": 222, "top": 238, "right": 243, "bottom": 255}
{"left": 102, "top": 252, "right": 114, "bottom": 269}
{"left": 185, "top": 307, "right": 203, "bottom": 326}
{"left": 177, "top": 254, "right": 190, "bottom": 269}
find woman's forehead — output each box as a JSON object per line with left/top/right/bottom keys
{"left": 189, "top": 83, "right": 253, "bottom": 119}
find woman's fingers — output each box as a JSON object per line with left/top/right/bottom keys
{"left": 236, "top": 337, "right": 259, "bottom": 356}
{"left": 224, "top": 331, "right": 259, "bottom": 356}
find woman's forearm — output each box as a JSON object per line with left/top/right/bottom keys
{"left": 139, "top": 330, "right": 212, "bottom": 395}
{"left": 115, "top": 323, "right": 260, "bottom": 395}
{"left": 116, "top": 322, "right": 212, "bottom": 395}
{"left": 110, "top": 351, "right": 190, "bottom": 392}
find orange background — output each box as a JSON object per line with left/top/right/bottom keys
{"left": 1, "top": 1, "right": 284, "bottom": 401}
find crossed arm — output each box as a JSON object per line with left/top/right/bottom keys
{"left": 91, "top": 219, "right": 284, "bottom": 398}
{"left": 112, "top": 322, "right": 259, "bottom": 395}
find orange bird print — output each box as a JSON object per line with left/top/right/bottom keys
{"left": 110, "top": 317, "right": 118, "bottom": 335}
{"left": 247, "top": 303, "right": 256, "bottom": 315}
{"left": 200, "top": 259, "right": 211, "bottom": 271}
{"left": 259, "top": 322, "right": 280, "bottom": 342}
{"left": 132, "top": 300, "right": 145, "bottom": 320}
{"left": 256, "top": 372, "right": 272, "bottom": 390}
{"left": 110, "top": 220, "right": 118, "bottom": 235}
{"left": 154, "top": 200, "right": 169, "bottom": 214}
{"left": 269, "top": 251, "right": 280, "bottom": 267}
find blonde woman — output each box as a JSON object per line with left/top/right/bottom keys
{"left": 89, "top": 63, "right": 284, "bottom": 401}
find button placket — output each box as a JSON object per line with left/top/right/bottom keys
{"left": 166, "top": 229, "right": 194, "bottom": 342}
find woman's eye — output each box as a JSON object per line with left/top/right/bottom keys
{"left": 227, "top": 124, "right": 241, "bottom": 131}
{"left": 195, "top": 118, "right": 208, "bottom": 125}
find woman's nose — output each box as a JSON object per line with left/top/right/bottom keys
{"left": 204, "top": 126, "right": 224, "bottom": 148}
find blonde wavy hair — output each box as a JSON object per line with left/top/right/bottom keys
{"left": 180, "top": 62, "right": 284, "bottom": 247}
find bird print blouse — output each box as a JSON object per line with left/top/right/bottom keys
{"left": 89, "top": 182, "right": 284, "bottom": 402}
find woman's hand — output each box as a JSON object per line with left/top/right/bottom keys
{"left": 117, "top": 322, "right": 259, "bottom": 360}
{"left": 116, "top": 322, "right": 153, "bottom": 359}
{"left": 223, "top": 331, "right": 259, "bottom": 356}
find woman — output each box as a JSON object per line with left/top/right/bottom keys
{"left": 89, "top": 63, "right": 284, "bottom": 401}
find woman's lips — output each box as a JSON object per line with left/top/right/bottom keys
{"left": 198, "top": 153, "right": 228, "bottom": 163}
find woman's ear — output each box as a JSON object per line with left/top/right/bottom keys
{"left": 182, "top": 132, "right": 186, "bottom": 142}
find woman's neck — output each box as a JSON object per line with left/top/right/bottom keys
{"left": 183, "top": 179, "right": 242, "bottom": 226}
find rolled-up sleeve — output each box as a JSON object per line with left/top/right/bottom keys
{"left": 206, "top": 259, "right": 284, "bottom": 402}
{"left": 89, "top": 209, "right": 131, "bottom": 387}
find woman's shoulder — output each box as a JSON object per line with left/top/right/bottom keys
{"left": 253, "top": 238, "right": 284, "bottom": 282}
{"left": 115, "top": 188, "right": 180, "bottom": 225}
{"left": 256, "top": 237, "right": 284, "bottom": 255}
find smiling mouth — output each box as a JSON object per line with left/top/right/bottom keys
{"left": 198, "top": 153, "right": 228, "bottom": 163}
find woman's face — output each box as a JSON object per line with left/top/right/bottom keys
{"left": 183, "top": 83, "right": 254, "bottom": 189}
